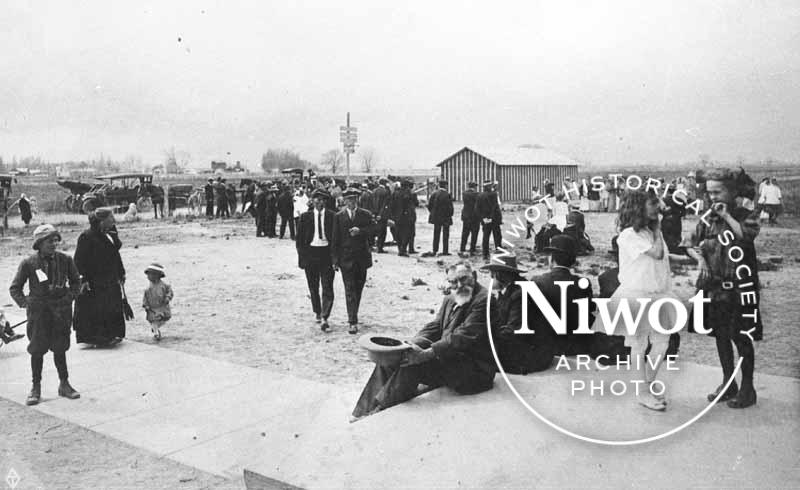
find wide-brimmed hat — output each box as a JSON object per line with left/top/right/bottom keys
{"left": 144, "top": 263, "right": 166, "bottom": 277}
{"left": 358, "top": 334, "right": 411, "bottom": 366}
{"left": 482, "top": 179, "right": 494, "bottom": 188}
{"left": 481, "top": 254, "right": 527, "bottom": 274}
{"left": 438, "top": 179, "right": 448, "bottom": 187}
{"left": 543, "top": 234, "right": 577, "bottom": 256}
{"left": 32, "top": 224, "right": 61, "bottom": 250}
{"left": 342, "top": 188, "right": 361, "bottom": 199}
{"left": 466, "top": 181, "right": 478, "bottom": 188}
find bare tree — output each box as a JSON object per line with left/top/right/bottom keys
{"left": 320, "top": 149, "right": 344, "bottom": 174}
{"left": 359, "top": 147, "right": 379, "bottom": 173}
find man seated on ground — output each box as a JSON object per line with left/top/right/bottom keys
{"left": 352, "top": 261, "right": 496, "bottom": 419}
{"left": 483, "top": 254, "right": 556, "bottom": 374}
{"left": 531, "top": 235, "right": 594, "bottom": 356}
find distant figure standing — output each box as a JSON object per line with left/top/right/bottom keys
{"left": 16, "top": 194, "right": 33, "bottom": 225}
{"left": 204, "top": 179, "right": 215, "bottom": 218}
{"left": 293, "top": 186, "right": 309, "bottom": 231}
{"left": 459, "top": 181, "right": 480, "bottom": 255}
{"left": 371, "top": 179, "right": 391, "bottom": 253}
{"left": 265, "top": 185, "right": 279, "bottom": 237}
{"left": 758, "top": 177, "right": 782, "bottom": 225}
{"left": 277, "top": 186, "right": 295, "bottom": 239}
{"left": 388, "top": 180, "right": 417, "bottom": 257}
{"left": 253, "top": 183, "right": 268, "bottom": 237}
{"left": 142, "top": 263, "right": 173, "bottom": 341}
{"left": 226, "top": 183, "right": 238, "bottom": 216}
{"left": 427, "top": 180, "right": 454, "bottom": 256}
{"left": 214, "top": 178, "right": 228, "bottom": 218}
{"left": 476, "top": 180, "right": 502, "bottom": 260}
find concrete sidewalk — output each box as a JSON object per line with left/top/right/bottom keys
{"left": 0, "top": 320, "right": 798, "bottom": 488}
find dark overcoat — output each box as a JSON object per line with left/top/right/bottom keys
{"left": 331, "top": 207, "right": 375, "bottom": 270}
{"left": 73, "top": 227, "right": 127, "bottom": 343}
{"left": 9, "top": 251, "right": 80, "bottom": 354}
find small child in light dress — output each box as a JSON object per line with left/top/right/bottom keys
{"left": 142, "top": 263, "right": 173, "bottom": 340}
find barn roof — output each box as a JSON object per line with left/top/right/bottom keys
{"left": 436, "top": 146, "right": 578, "bottom": 167}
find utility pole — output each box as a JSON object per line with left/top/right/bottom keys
{"left": 340, "top": 112, "right": 357, "bottom": 182}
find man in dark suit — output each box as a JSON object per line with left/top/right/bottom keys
{"left": 427, "top": 179, "right": 454, "bottom": 256}
{"left": 296, "top": 189, "right": 336, "bottom": 332}
{"left": 529, "top": 235, "right": 594, "bottom": 356}
{"left": 265, "top": 184, "right": 278, "bottom": 237}
{"left": 370, "top": 178, "right": 391, "bottom": 253}
{"left": 277, "top": 185, "right": 295, "bottom": 240}
{"left": 482, "top": 254, "right": 555, "bottom": 374}
{"left": 476, "top": 180, "right": 502, "bottom": 260}
{"left": 388, "top": 179, "right": 417, "bottom": 256}
{"left": 204, "top": 179, "right": 215, "bottom": 218}
{"left": 352, "top": 261, "right": 496, "bottom": 419}
{"left": 332, "top": 188, "right": 376, "bottom": 334}
{"left": 253, "top": 183, "right": 268, "bottom": 237}
{"left": 460, "top": 181, "right": 480, "bottom": 255}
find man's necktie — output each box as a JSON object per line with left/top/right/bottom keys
{"left": 317, "top": 212, "right": 324, "bottom": 241}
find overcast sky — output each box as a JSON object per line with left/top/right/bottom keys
{"left": 2, "top": 0, "right": 799, "bottom": 169}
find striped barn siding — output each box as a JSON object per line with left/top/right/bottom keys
{"left": 438, "top": 148, "right": 577, "bottom": 201}
{"left": 497, "top": 165, "right": 578, "bottom": 201}
{"left": 439, "top": 148, "right": 496, "bottom": 201}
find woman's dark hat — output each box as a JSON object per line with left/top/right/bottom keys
{"left": 358, "top": 334, "right": 412, "bottom": 366}
{"left": 543, "top": 234, "right": 577, "bottom": 256}
{"left": 481, "top": 254, "right": 527, "bottom": 273}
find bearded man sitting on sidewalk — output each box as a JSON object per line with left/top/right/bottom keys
{"left": 352, "top": 261, "right": 496, "bottom": 419}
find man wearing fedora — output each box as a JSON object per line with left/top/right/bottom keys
{"left": 332, "top": 188, "right": 376, "bottom": 334}
{"left": 253, "top": 183, "right": 269, "bottom": 237}
{"left": 476, "top": 180, "right": 503, "bottom": 260}
{"left": 459, "top": 181, "right": 480, "bottom": 256}
{"left": 297, "top": 189, "right": 337, "bottom": 332}
{"left": 9, "top": 224, "right": 81, "bottom": 405}
{"left": 427, "top": 179, "right": 454, "bottom": 256}
{"left": 533, "top": 234, "right": 595, "bottom": 356}
{"left": 352, "top": 261, "right": 496, "bottom": 419}
{"left": 482, "top": 254, "right": 556, "bottom": 374}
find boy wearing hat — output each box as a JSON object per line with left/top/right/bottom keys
{"left": 9, "top": 224, "right": 81, "bottom": 405}
{"left": 142, "top": 263, "right": 173, "bottom": 341}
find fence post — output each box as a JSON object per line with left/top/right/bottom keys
{"left": 165, "top": 184, "right": 171, "bottom": 217}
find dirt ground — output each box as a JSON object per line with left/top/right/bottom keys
{"left": 0, "top": 205, "right": 798, "bottom": 488}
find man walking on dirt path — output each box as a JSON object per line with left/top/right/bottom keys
{"left": 331, "top": 188, "right": 376, "bottom": 335}
{"left": 296, "top": 189, "right": 336, "bottom": 332}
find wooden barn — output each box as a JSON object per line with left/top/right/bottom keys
{"left": 436, "top": 146, "right": 579, "bottom": 201}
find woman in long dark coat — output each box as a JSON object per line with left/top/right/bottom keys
{"left": 73, "top": 208, "right": 127, "bottom": 346}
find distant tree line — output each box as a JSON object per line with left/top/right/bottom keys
{"left": 261, "top": 149, "right": 312, "bottom": 172}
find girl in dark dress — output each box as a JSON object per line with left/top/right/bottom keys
{"left": 684, "top": 168, "right": 761, "bottom": 409}
{"left": 73, "top": 208, "right": 127, "bottom": 346}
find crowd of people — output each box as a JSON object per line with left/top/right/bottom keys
{"left": 1, "top": 167, "right": 767, "bottom": 420}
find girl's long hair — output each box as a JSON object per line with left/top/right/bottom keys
{"left": 617, "top": 190, "right": 659, "bottom": 232}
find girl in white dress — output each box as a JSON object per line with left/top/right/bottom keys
{"left": 599, "top": 190, "right": 681, "bottom": 411}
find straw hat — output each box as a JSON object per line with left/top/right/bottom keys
{"left": 144, "top": 263, "right": 166, "bottom": 277}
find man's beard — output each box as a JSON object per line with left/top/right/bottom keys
{"left": 452, "top": 286, "right": 474, "bottom": 305}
